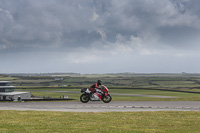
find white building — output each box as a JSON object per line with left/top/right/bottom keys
{"left": 0, "top": 81, "right": 31, "bottom": 101}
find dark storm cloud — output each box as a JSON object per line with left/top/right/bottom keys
{"left": 1, "top": 0, "right": 200, "bottom": 73}
{"left": 0, "top": 0, "right": 102, "bottom": 51}
{"left": 157, "top": 26, "right": 199, "bottom": 47}
{"left": 1, "top": 0, "right": 200, "bottom": 52}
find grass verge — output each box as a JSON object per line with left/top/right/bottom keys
{"left": 0, "top": 111, "right": 200, "bottom": 133}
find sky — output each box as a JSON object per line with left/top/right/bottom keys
{"left": 1, "top": 0, "right": 200, "bottom": 74}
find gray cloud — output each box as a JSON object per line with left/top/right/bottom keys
{"left": 1, "top": 0, "right": 200, "bottom": 49}
{"left": 0, "top": 0, "right": 200, "bottom": 73}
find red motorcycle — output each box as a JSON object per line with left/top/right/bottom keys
{"left": 80, "top": 85, "right": 112, "bottom": 103}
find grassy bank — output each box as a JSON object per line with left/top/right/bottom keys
{"left": 0, "top": 111, "right": 200, "bottom": 133}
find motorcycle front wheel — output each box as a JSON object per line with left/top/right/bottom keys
{"left": 80, "top": 94, "right": 90, "bottom": 103}
{"left": 102, "top": 94, "right": 112, "bottom": 103}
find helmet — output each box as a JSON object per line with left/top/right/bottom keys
{"left": 97, "top": 80, "right": 102, "bottom": 85}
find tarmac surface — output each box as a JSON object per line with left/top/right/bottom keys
{"left": 0, "top": 101, "right": 200, "bottom": 112}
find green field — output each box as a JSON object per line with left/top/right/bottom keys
{"left": 3, "top": 73, "right": 200, "bottom": 90}
{"left": 0, "top": 111, "right": 200, "bottom": 133}
{"left": 1, "top": 73, "right": 200, "bottom": 101}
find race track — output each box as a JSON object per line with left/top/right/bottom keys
{"left": 1, "top": 101, "right": 200, "bottom": 112}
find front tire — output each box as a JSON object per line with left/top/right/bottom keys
{"left": 80, "top": 94, "right": 90, "bottom": 103}
{"left": 102, "top": 94, "right": 112, "bottom": 103}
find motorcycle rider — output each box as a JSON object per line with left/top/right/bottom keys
{"left": 89, "top": 80, "right": 102, "bottom": 95}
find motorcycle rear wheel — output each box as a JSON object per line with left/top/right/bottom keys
{"left": 80, "top": 94, "right": 90, "bottom": 103}
{"left": 102, "top": 94, "right": 112, "bottom": 103}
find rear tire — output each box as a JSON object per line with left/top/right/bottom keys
{"left": 102, "top": 94, "right": 112, "bottom": 103}
{"left": 80, "top": 94, "right": 90, "bottom": 103}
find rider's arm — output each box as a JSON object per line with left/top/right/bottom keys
{"left": 93, "top": 83, "right": 99, "bottom": 89}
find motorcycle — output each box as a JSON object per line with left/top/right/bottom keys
{"left": 80, "top": 85, "right": 112, "bottom": 103}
